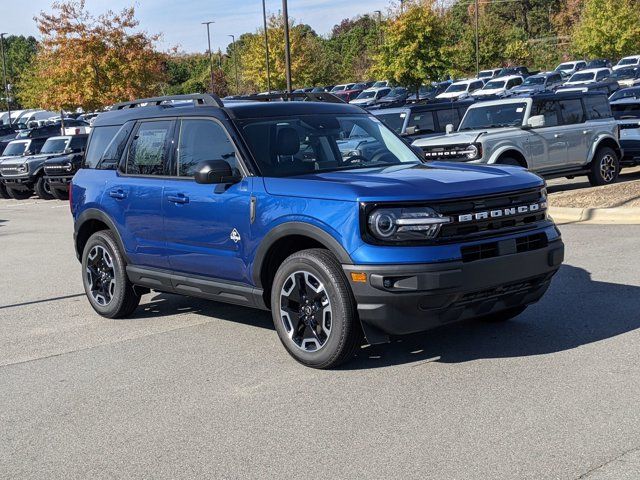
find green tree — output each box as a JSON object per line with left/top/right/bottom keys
{"left": 572, "top": 0, "right": 640, "bottom": 59}
{"left": 326, "top": 15, "right": 381, "bottom": 82}
{"left": 373, "top": 0, "right": 449, "bottom": 92}
{"left": 0, "top": 35, "right": 38, "bottom": 107}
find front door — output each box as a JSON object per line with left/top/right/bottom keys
{"left": 163, "top": 118, "right": 253, "bottom": 284}
{"left": 527, "top": 99, "right": 568, "bottom": 172}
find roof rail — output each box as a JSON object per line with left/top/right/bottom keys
{"left": 230, "top": 92, "right": 345, "bottom": 104}
{"left": 112, "top": 93, "right": 224, "bottom": 110}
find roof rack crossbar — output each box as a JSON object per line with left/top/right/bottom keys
{"left": 230, "top": 92, "right": 345, "bottom": 104}
{"left": 112, "top": 93, "right": 224, "bottom": 110}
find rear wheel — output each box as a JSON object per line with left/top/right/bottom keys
{"left": 588, "top": 147, "right": 619, "bottom": 186}
{"left": 0, "top": 182, "right": 10, "bottom": 199}
{"left": 82, "top": 230, "right": 141, "bottom": 318}
{"left": 7, "top": 187, "right": 32, "bottom": 200}
{"left": 51, "top": 187, "right": 69, "bottom": 200}
{"left": 34, "top": 176, "right": 54, "bottom": 200}
{"left": 271, "top": 249, "right": 362, "bottom": 369}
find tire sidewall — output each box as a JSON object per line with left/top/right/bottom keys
{"left": 82, "top": 231, "right": 131, "bottom": 318}
{"left": 271, "top": 253, "right": 353, "bottom": 367}
{"left": 35, "top": 176, "right": 54, "bottom": 200}
{"left": 591, "top": 147, "right": 619, "bottom": 185}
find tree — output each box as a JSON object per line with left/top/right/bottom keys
{"left": 327, "top": 15, "right": 381, "bottom": 82}
{"left": 18, "top": 0, "right": 166, "bottom": 111}
{"left": 373, "top": 0, "right": 449, "bottom": 92}
{"left": 572, "top": 0, "right": 640, "bottom": 59}
{"left": 0, "top": 35, "right": 38, "bottom": 107}
{"left": 162, "top": 53, "right": 229, "bottom": 97}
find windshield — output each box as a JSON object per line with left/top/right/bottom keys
{"left": 478, "top": 71, "right": 494, "bottom": 78}
{"left": 40, "top": 138, "right": 69, "bottom": 154}
{"left": 2, "top": 141, "right": 28, "bottom": 156}
{"left": 240, "top": 114, "right": 421, "bottom": 177}
{"left": 610, "top": 88, "right": 640, "bottom": 101}
{"left": 459, "top": 102, "right": 528, "bottom": 130}
{"left": 483, "top": 80, "right": 506, "bottom": 89}
{"left": 372, "top": 81, "right": 387, "bottom": 88}
{"left": 612, "top": 103, "right": 640, "bottom": 119}
{"left": 557, "top": 63, "right": 575, "bottom": 70}
{"left": 619, "top": 58, "right": 639, "bottom": 66}
{"left": 611, "top": 68, "right": 637, "bottom": 78}
{"left": 446, "top": 83, "right": 469, "bottom": 93}
{"left": 524, "top": 76, "right": 545, "bottom": 85}
{"left": 357, "top": 91, "right": 377, "bottom": 99}
{"left": 569, "top": 72, "right": 595, "bottom": 82}
{"left": 375, "top": 112, "right": 406, "bottom": 133}
{"left": 331, "top": 85, "right": 347, "bottom": 92}
{"left": 387, "top": 88, "right": 406, "bottom": 97}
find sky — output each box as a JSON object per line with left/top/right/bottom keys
{"left": 3, "top": 0, "right": 395, "bottom": 53}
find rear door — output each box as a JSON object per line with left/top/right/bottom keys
{"left": 101, "top": 119, "right": 174, "bottom": 269}
{"left": 557, "top": 98, "right": 589, "bottom": 167}
{"left": 163, "top": 117, "right": 253, "bottom": 283}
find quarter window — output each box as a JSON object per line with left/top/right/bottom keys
{"left": 584, "top": 95, "right": 612, "bottom": 120}
{"left": 126, "top": 120, "right": 173, "bottom": 176}
{"left": 558, "top": 99, "right": 586, "bottom": 124}
{"left": 84, "top": 126, "right": 122, "bottom": 169}
{"left": 176, "top": 119, "right": 240, "bottom": 177}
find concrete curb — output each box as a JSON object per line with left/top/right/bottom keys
{"left": 549, "top": 206, "right": 640, "bottom": 224}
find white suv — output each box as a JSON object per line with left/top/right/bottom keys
{"left": 436, "top": 79, "right": 485, "bottom": 100}
{"left": 473, "top": 75, "right": 524, "bottom": 98}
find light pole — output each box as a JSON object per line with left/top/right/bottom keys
{"left": 228, "top": 35, "right": 240, "bottom": 93}
{"left": 374, "top": 10, "right": 382, "bottom": 48}
{"left": 0, "top": 33, "right": 12, "bottom": 126}
{"left": 282, "top": 0, "right": 292, "bottom": 92}
{"left": 474, "top": 0, "right": 479, "bottom": 76}
{"left": 400, "top": 0, "right": 405, "bottom": 14}
{"left": 262, "top": 0, "right": 272, "bottom": 93}
{"left": 202, "top": 21, "right": 215, "bottom": 94}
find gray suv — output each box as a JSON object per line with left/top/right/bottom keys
{"left": 412, "top": 92, "right": 622, "bottom": 186}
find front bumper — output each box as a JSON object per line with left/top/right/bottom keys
{"left": 1, "top": 175, "right": 36, "bottom": 190}
{"left": 343, "top": 238, "right": 564, "bottom": 343}
{"left": 46, "top": 175, "right": 73, "bottom": 188}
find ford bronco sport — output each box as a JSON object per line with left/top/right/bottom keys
{"left": 413, "top": 92, "right": 622, "bottom": 186}
{"left": 71, "top": 93, "right": 564, "bottom": 369}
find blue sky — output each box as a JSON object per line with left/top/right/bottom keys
{"left": 3, "top": 0, "right": 394, "bottom": 53}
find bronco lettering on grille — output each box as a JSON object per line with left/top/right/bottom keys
{"left": 457, "top": 202, "right": 547, "bottom": 223}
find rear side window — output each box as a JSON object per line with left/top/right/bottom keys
{"left": 407, "top": 111, "right": 436, "bottom": 133}
{"left": 84, "top": 126, "right": 121, "bottom": 169}
{"left": 584, "top": 95, "right": 612, "bottom": 120}
{"left": 125, "top": 120, "right": 173, "bottom": 176}
{"left": 176, "top": 119, "right": 240, "bottom": 177}
{"left": 436, "top": 109, "right": 460, "bottom": 129}
{"left": 532, "top": 100, "right": 560, "bottom": 127}
{"left": 558, "top": 99, "right": 586, "bottom": 124}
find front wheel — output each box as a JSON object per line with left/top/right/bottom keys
{"left": 588, "top": 147, "right": 619, "bottom": 186}
{"left": 7, "top": 187, "right": 32, "bottom": 200}
{"left": 34, "top": 176, "right": 54, "bottom": 200}
{"left": 271, "top": 249, "right": 362, "bottom": 369}
{"left": 0, "top": 182, "right": 10, "bottom": 199}
{"left": 82, "top": 230, "right": 141, "bottom": 318}
{"left": 51, "top": 187, "right": 69, "bottom": 200}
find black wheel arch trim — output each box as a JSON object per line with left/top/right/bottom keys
{"left": 74, "top": 208, "right": 128, "bottom": 263}
{"left": 252, "top": 221, "right": 353, "bottom": 287}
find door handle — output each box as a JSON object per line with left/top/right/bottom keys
{"left": 554, "top": 133, "right": 563, "bottom": 138}
{"left": 583, "top": 130, "right": 589, "bottom": 135}
{"left": 167, "top": 194, "right": 189, "bottom": 204}
{"left": 109, "top": 189, "right": 127, "bottom": 200}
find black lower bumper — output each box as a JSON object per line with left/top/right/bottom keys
{"left": 46, "top": 176, "right": 72, "bottom": 188}
{"left": 1, "top": 176, "right": 35, "bottom": 191}
{"left": 343, "top": 239, "right": 564, "bottom": 343}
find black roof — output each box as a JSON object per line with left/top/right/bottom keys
{"left": 372, "top": 99, "right": 474, "bottom": 115}
{"left": 93, "top": 99, "right": 366, "bottom": 127}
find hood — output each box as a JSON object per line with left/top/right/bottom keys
{"left": 437, "top": 91, "right": 466, "bottom": 99}
{"left": 350, "top": 98, "right": 375, "bottom": 106}
{"left": 513, "top": 85, "right": 543, "bottom": 93}
{"left": 0, "top": 152, "right": 61, "bottom": 168}
{"left": 44, "top": 153, "right": 76, "bottom": 166}
{"left": 412, "top": 131, "right": 482, "bottom": 147}
{"left": 262, "top": 162, "right": 542, "bottom": 203}
{"left": 474, "top": 88, "right": 505, "bottom": 97}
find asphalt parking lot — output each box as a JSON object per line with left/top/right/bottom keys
{"left": 1, "top": 198, "right": 640, "bottom": 479}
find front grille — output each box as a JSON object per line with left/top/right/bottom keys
{"left": 461, "top": 232, "right": 548, "bottom": 263}
{"left": 434, "top": 188, "right": 547, "bottom": 243}
{"left": 0, "top": 167, "right": 24, "bottom": 176}
{"left": 44, "top": 164, "right": 72, "bottom": 174}
{"left": 458, "top": 273, "right": 551, "bottom": 305}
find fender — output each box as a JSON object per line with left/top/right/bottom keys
{"left": 252, "top": 221, "right": 353, "bottom": 287}
{"left": 74, "top": 208, "right": 128, "bottom": 262}
{"left": 587, "top": 133, "right": 621, "bottom": 164}
{"left": 487, "top": 144, "right": 528, "bottom": 165}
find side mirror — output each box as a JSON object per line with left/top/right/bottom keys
{"left": 405, "top": 126, "right": 419, "bottom": 136}
{"left": 526, "top": 115, "right": 546, "bottom": 129}
{"left": 63, "top": 148, "right": 73, "bottom": 154}
{"left": 445, "top": 124, "right": 455, "bottom": 135}
{"left": 194, "top": 160, "right": 239, "bottom": 185}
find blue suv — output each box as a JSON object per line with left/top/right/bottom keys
{"left": 71, "top": 93, "right": 564, "bottom": 368}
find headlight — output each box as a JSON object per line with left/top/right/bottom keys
{"left": 465, "top": 144, "right": 480, "bottom": 159}
{"left": 367, "top": 206, "right": 452, "bottom": 242}
{"left": 17, "top": 164, "right": 27, "bottom": 173}
{"left": 64, "top": 162, "right": 73, "bottom": 171}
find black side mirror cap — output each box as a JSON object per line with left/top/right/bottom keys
{"left": 194, "top": 159, "right": 240, "bottom": 185}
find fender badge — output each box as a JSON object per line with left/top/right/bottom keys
{"left": 230, "top": 228, "right": 241, "bottom": 243}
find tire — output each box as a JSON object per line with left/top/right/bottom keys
{"left": 588, "top": 147, "right": 619, "bottom": 186}
{"left": 498, "top": 157, "right": 524, "bottom": 167}
{"left": 34, "top": 176, "right": 54, "bottom": 200}
{"left": 7, "top": 187, "right": 32, "bottom": 200}
{"left": 82, "top": 230, "right": 141, "bottom": 319}
{"left": 51, "top": 187, "right": 69, "bottom": 200}
{"left": 0, "top": 182, "right": 10, "bottom": 199}
{"left": 270, "top": 248, "right": 362, "bottom": 369}
{"left": 479, "top": 306, "right": 527, "bottom": 322}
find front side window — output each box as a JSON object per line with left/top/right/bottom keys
{"left": 125, "top": 120, "right": 172, "bottom": 176}
{"left": 532, "top": 100, "right": 560, "bottom": 127}
{"left": 176, "top": 119, "right": 240, "bottom": 177}
{"left": 436, "top": 109, "right": 459, "bottom": 129}
{"left": 376, "top": 112, "right": 407, "bottom": 134}
{"left": 240, "top": 114, "right": 422, "bottom": 178}
{"left": 68, "top": 136, "right": 88, "bottom": 151}
{"left": 407, "top": 111, "right": 436, "bottom": 133}
{"left": 459, "top": 102, "right": 528, "bottom": 130}
{"left": 559, "top": 99, "right": 585, "bottom": 124}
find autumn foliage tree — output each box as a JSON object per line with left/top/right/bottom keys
{"left": 18, "top": 0, "right": 166, "bottom": 111}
